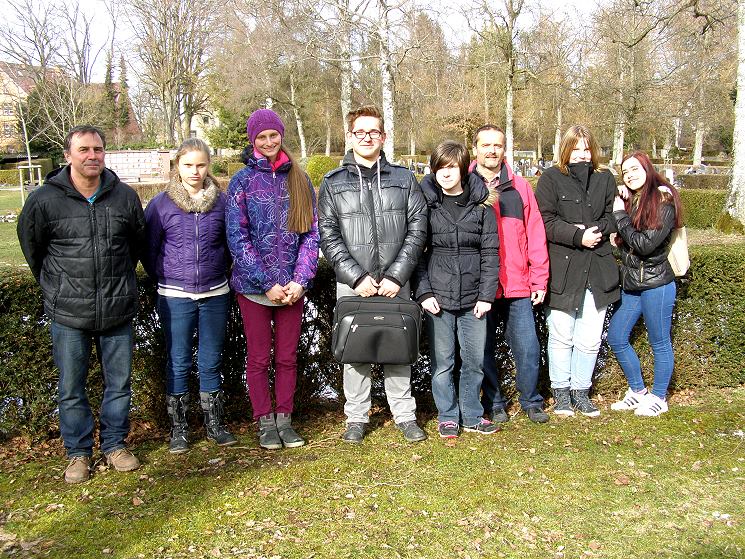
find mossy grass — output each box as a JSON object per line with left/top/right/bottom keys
{"left": 1, "top": 388, "right": 743, "bottom": 558}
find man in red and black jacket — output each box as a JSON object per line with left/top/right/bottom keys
{"left": 471, "top": 125, "right": 550, "bottom": 424}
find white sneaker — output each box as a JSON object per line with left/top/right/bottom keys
{"left": 611, "top": 388, "right": 647, "bottom": 411}
{"left": 635, "top": 394, "right": 668, "bottom": 417}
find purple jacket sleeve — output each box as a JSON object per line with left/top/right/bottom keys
{"left": 143, "top": 194, "right": 164, "bottom": 280}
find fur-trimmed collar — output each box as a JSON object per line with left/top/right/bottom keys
{"left": 166, "top": 176, "right": 220, "bottom": 213}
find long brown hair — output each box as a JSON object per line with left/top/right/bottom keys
{"left": 283, "top": 148, "right": 314, "bottom": 233}
{"left": 621, "top": 151, "right": 683, "bottom": 230}
{"left": 557, "top": 125, "right": 600, "bottom": 174}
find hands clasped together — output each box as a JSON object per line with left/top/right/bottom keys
{"left": 265, "top": 281, "right": 305, "bottom": 305}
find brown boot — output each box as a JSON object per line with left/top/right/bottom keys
{"left": 64, "top": 456, "right": 91, "bottom": 483}
{"left": 105, "top": 448, "right": 141, "bottom": 472}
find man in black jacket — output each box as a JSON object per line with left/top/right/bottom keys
{"left": 319, "top": 105, "right": 428, "bottom": 444}
{"left": 17, "top": 125, "right": 145, "bottom": 483}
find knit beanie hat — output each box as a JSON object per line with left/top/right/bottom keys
{"left": 246, "top": 109, "right": 285, "bottom": 145}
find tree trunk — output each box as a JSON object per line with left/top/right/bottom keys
{"left": 325, "top": 120, "right": 331, "bottom": 157}
{"left": 652, "top": 137, "right": 657, "bottom": 159}
{"left": 378, "top": 0, "right": 395, "bottom": 162}
{"left": 289, "top": 73, "right": 307, "bottom": 158}
{"left": 726, "top": 0, "right": 745, "bottom": 225}
{"left": 692, "top": 124, "right": 704, "bottom": 167}
{"left": 337, "top": 0, "right": 353, "bottom": 152}
{"left": 505, "top": 77, "right": 514, "bottom": 168}
{"left": 553, "top": 105, "right": 562, "bottom": 162}
{"left": 409, "top": 128, "right": 415, "bottom": 156}
{"left": 612, "top": 114, "right": 625, "bottom": 168}
{"left": 673, "top": 117, "right": 682, "bottom": 149}
{"left": 536, "top": 133, "right": 542, "bottom": 161}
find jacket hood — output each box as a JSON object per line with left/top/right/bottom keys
{"left": 45, "top": 165, "right": 121, "bottom": 197}
{"left": 341, "top": 150, "right": 390, "bottom": 174}
{"left": 244, "top": 150, "right": 292, "bottom": 174}
{"left": 165, "top": 175, "right": 220, "bottom": 213}
{"left": 420, "top": 173, "right": 490, "bottom": 207}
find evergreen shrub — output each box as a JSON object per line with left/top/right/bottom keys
{"left": 305, "top": 155, "right": 339, "bottom": 188}
{"left": 1, "top": 247, "right": 743, "bottom": 438}
{"left": 679, "top": 189, "right": 728, "bottom": 228}
{"left": 677, "top": 174, "right": 730, "bottom": 190}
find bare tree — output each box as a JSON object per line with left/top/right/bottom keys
{"left": 727, "top": 0, "right": 745, "bottom": 226}
{"left": 126, "top": 0, "right": 216, "bottom": 144}
{"left": 466, "top": 0, "right": 527, "bottom": 167}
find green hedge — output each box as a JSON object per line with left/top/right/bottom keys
{"left": 305, "top": 155, "right": 339, "bottom": 189}
{"left": 0, "top": 170, "right": 18, "bottom": 185}
{"left": 1, "top": 159, "right": 54, "bottom": 179}
{"left": 678, "top": 174, "right": 730, "bottom": 190}
{"left": 679, "top": 189, "right": 728, "bottom": 229}
{"left": 1, "top": 246, "right": 743, "bottom": 438}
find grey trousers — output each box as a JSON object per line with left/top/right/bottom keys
{"left": 336, "top": 282, "right": 417, "bottom": 424}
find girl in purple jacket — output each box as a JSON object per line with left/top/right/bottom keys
{"left": 144, "top": 138, "right": 237, "bottom": 454}
{"left": 226, "top": 109, "right": 319, "bottom": 450}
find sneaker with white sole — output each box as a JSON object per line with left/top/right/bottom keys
{"left": 438, "top": 421, "right": 459, "bottom": 439}
{"left": 611, "top": 388, "right": 648, "bottom": 411}
{"left": 635, "top": 393, "right": 668, "bottom": 416}
{"left": 462, "top": 418, "right": 500, "bottom": 435}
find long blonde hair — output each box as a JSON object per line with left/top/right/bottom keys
{"left": 557, "top": 125, "right": 600, "bottom": 174}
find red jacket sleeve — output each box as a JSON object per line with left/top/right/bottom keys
{"left": 516, "top": 176, "right": 549, "bottom": 293}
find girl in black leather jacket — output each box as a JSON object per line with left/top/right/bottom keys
{"left": 607, "top": 151, "right": 683, "bottom": 417}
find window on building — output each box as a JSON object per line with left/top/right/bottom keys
{"left": 3, "top": 123, "right": 15, "bottom": 138}
{"left": 202, "top": 116, "right": 209, "bottom": 125}
{"left": 2, "top": 103, "right": 13, "bottom": 116}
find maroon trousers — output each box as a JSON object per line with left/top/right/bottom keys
{"left": 236, "top": 294, "right": 304, "bottom": 419}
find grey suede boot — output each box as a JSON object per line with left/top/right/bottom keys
{"left": 276, "top": 412, "right": 305, "bottom": 448}
{"left": 200, "top": 390, "right": 238, "bottom": 446}
{"left": 166, "top": 393, "right": 189, "bottom": 454}
{"left": 258, "top": 413, "right": 282, "bottom": 450}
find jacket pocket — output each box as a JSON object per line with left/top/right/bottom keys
{"left": 549, "top": 251, "right": 571, "bottom": 294}
{"left": 596, "top": 254, "right": 620, "bottom": 292}
{"left": 558, "top": 195, "right": 582, "bottom": 223}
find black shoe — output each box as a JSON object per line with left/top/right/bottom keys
{"left": 342, "top": 422, "right": 366, "bottom": 443}
{"left": 200, "top": 390, "right": 238, "bottom": 446}
{"left": 276, "top": 413, "right": 305, "bottom": 448}
{"left": 166, "top": 393, "right": 190, "bottom": 454}
{"left": 491, "top": 408, "right": 510, "bottom": 423}
{"left": 571, "top": 389, "right": 601, "bottom": 417}
{"left": 526, "top": 407, "right": 549, "bottom": 424}
{"left": 396, "top": 420, "right": 427, "bottom": 442}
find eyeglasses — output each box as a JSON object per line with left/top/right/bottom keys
{"left": 351, "top": 129, "right": 383, "bottom": 140}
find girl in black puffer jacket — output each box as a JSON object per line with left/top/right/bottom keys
{"left": 413, "top": 141, "right": 500, "bottom": 438}
{"left": 607, "top": 151, "right": 683, "bottom": 417}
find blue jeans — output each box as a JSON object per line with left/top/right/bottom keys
{"left": 546, "top": 290, "right": 607, "bottom": 390}
{"left": 607, "top": 282, "right": 676, "bottom": 399}
{"left": 51, "top": 320, "right": 133, "bottom": 458}
{"left": 157, "top": 293, "right": 230, "bottom": 395}
{"left": 427, "top": 307, "right": 486, "bottom": 426}
{"left": 482, "top": 297, "right": 544, "bottom": 412}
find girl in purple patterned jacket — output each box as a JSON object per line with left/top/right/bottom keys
{"left": 226, "top": 109, "right": 319, "bottom": 450}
